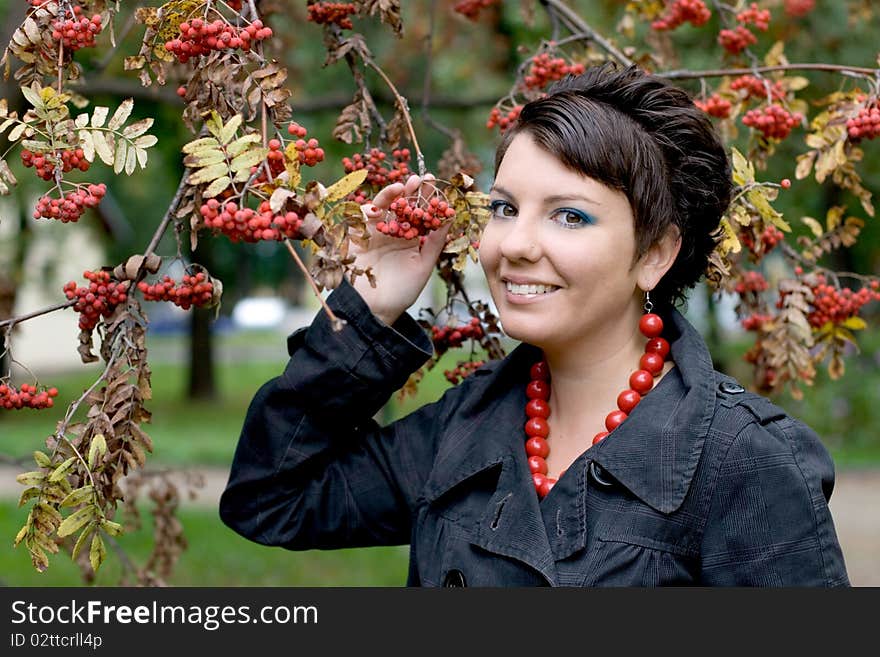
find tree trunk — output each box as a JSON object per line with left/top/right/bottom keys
{"left": 187, "top": 240, "right": 217, "bottom": 400}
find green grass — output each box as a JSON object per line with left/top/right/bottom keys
{"left": 0, "top": 501, "right": 410, "bottom": 587}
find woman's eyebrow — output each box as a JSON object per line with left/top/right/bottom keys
{"left": 489, "top": 185, "right": 601, "bottom": 207}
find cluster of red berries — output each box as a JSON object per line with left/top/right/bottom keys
{"left": 734, "top": 270, "right": 770, "bottom": 295}
{"left": 138, "top": 272, "right": 214, "bottom": 310}
{"left": 694, "top": 94, "right": 732, "bottom": 118}
{"left": 164, "top": 19, "right": 272, "bottom": 63}
{"left": 307, "top": 2, "right": 357, "bottom": 29}
{"left": 740, "top": 224, "right": 785, "bottom": 253}
{"left": 21, "top": 148, "right": 90, "bottom": 181}
{"left": 522, "top": 53, "right": 585, "bottom": 90}
{"left": 486, "top": 104, "right": 523, "bottom": 131}
{"left": 51, "top": 7, "right": 103, "bottom": 51}
{"left": 453, "top": 0, "right": 500, "bottom": 21}
{"left": 730, "top": 75, "right": 786, "bottom": 102}
{"left": 378, "top": 196, "right": 456, "bottom": 240}
{"left": 199, "top": 199, "right": 302, "bottom": 243}
{"left": 718, "top": 25, "right": 757, "bottom": 54}
{"left": 846, "top": 105, "right": 880, "bottom": 142}
{"left": 799, "top": 276, "right": 880, "bottom": 328}
{"left": 34, "top": 183, "right": 106, "bottom": 223}
{"left": 784, "top": 0, "right": 815, "bottom": 18}
{"left": 444, "top": 360, "right": 485, "bottom": 385}
{"left": 736, "top": 3, "right": 771, "bottom": 30}
{"left": 742, "top": 104, "right": 802, "bottom": 140}
{"left": 342, "top": 148, "right": 412, "bottom": 198}
{"left": 430, "top": 317, "right": 484, "bottom": 352}
{"left": 0, "top": 383, "right": 58, "bottom": 410}
{"left": 650, "top": 0, "right": 711, "bottom": 31}
{"left": 63, "top": 269, "right": 130, "bottom": 331}
{"left": 741, "top": 313, "right": 773, "bottom": 331}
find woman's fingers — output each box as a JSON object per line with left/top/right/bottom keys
{"left": 371, "top": 181, "right": 406, "bottom": 210}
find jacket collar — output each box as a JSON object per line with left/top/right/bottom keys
{"left": 423, "top": 307, "right": 716, "bottom": 519}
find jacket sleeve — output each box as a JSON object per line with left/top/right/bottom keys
{"left": 219, "top": 279, "right": 449, "bottom": 550}
{"left": 699, "top": 406, "right": 850, "bottom": 586}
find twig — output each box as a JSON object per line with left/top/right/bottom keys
{"left": 144, "top": 173, "right": 188, "bottom": 257}
{"left": 659, "top": 63, "right": 878, "bottom": 80}
{"left": 421, "top": 0, "right": 458, "bottom": 142}
{"left": 283, "top": 239, "right": 346, "bottom": 332}
{"left": 364, "top": 58, "right": 424, "bottom": 175}
{"left": 0, "top": 300, "right": 76, "bottom": 330}
{"left": 540, "top": 0, "right": 634, "bottom": 67}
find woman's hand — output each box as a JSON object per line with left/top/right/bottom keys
{"left": 351, "top": 174, "right": 452, "bottom": 325}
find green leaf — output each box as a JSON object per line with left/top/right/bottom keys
{"left": 203, "top": 175, "right": 232, "bottom": 198}
{"left": 205, "top": 111, "right": 225, "bottom": 139}
{"left": 18, "top": 486, "right": 40, "bottom": 507}
{"left": 226, "top": 133, "right": 261, "bottom": 158}
{"left": 229, "top": 146, "right": 269, "bottom": 173}
{"left": 91, "top": 106, "right": 109, "bottom": 128}
{"left": 325, "top": 169, "right": 368, "bottom": 204}
{"left": 183, "top": 149, "right": 226, "bottom": 168}
{"left": 101, "top": 519, "right": 123, "bottom": 537}
{"left": 188, "top": 162, "right": 229, "bottom": 185}
{"left": 89, "top": 533, "right": 106, "bottom": 572}
{"left": 71, "top": 525, "right": 93, "bottom": 560}
{"left": 57, "top": 505, "right": 97, "bottom": 537}
{"left": 16, "top": 470, "right": 46, "bottom": 486}
{"left": 108, "top": 98, "right": 133, "bottom": 131}
{"left": 33, "top": 450, "right": 51, "bottom": 468}
{"left": 60, "top": 485, "right": 95, "bottom": 508}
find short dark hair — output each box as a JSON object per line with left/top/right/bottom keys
{"left": 494, "top": 63, "right": 733, "bottom": 309}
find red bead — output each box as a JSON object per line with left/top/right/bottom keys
{"left": 605, "top": 410, "right": 628, "bottom": 431}
{"left": 525, "top": 416, "right": 549, "bottom": 438}
{"left": 526, "top": 398, "right": 551, "bottom": 418}
{"left": 640, "top": 352, "right": 664, "bottom": 376}
{"left": 529, "top": 361, "right": 550, "bottom": 381}
{"left": 639, "top": 313, "right": 664, "bottom": 338}
{"left": 528, "top": 455, "right": 548, "bottom": 475}
{"left": 526, "top": 380, "right": 550, "bottom": 400}
{"left": 592, "top": 431, "right": 609, "bottom": 445}
{"left": 617, "top": 388, "right": 641, "bottom": 414}
{"left": 644, "top": 337, "right": 670, "bottom": 360}
{"left": 532, "top": 472, "right": 548, "bottom": 492}
{"left": 539, "top": 477, "right": 556, "bottom": 498}
{"left": 629, "top": 369, "right": 654, "bottom": 394}
{"left": 525, "top": 436, "right": 550, "bottom": 458}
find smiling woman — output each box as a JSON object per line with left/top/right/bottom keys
{"left": 219, "top": 63, "right": 850, "bottom": 587}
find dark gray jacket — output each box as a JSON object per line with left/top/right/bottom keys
{"left": 220, "top": 280, "right": 850, "bottom": 586}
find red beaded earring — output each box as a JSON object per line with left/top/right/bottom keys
{"left": 524, "top": 290, "right": 671, "bottom": 499}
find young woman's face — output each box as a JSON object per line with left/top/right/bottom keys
{"left": 479, "top": 132, "right": 648, "bottom": 352}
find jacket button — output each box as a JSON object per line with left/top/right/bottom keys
{"left": 443, "top": 569, "right": 467, "bottom": 587}
{"left": 719, "top": 381, "right": 745, "bottom": 394}
{"left": 589, "top": 461, "right": 614, "bottom": 488}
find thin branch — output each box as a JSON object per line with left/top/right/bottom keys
{"left": 364, "top": 58, "right": 424, "bottom": 174}
{"left": 0, "top": 300, "right": 76, "bottom": 330}
{"left": 540, "top": 0, "right": 634, "bottom": 67}
{"left": 421, "top": 0, "right": 458, "bottom": 142}
{"left": 659, "top": 63, "right": 879, "bottom": 80}
{"left": 283, "top": 239, "right": 346, "bottom": 332}
{"left": 144, "top": 173, "right": 188, "bottom": 257}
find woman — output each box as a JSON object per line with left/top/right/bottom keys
{"left": 219, "top": 64, "right": 850, "bottom": 586}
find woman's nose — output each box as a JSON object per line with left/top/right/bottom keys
{"left": 498, "top": 216, "right": 541, "bottom": 262}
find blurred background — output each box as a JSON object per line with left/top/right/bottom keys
{"left": 0, "top": 0, "right": 878, "bottom": 585}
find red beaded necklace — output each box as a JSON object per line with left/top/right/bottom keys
{"left": 524, "top": 307, "right": 670, "bottom": 499}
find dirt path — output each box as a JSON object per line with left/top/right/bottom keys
{"left": 2, "top": 465, "right": 877, "bottom": 586}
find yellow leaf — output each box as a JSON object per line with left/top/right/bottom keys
{"left": 183, "top": 149, "right": 225, "bottom": 168}
{"left": 795, "top": 151, "right": 815, "bottom": 180}
{"left": 730, "top": 147, "right": 753, "bottom": 186}
{"left": 219, "top": 114, "right": 244, "bottom": 145}
{"left": 48, "top": 456, "right": 77, "bottom": 483}
{"left": 33, "top": 450, "right": 51, "bottom": 468}
{"left": 182, "top": 136, "right": 221, "bottom": 154}
{"left": 801, "top": 216, "right": 823, "bottom": 237}
{"left": 57, "top": 505, "right": 97, "bottom": 537}
{"left": 16, "top": 471, "right": 45, "bottom": 487}
{"left": 324, "top": 169, "right": 368, "bottom": 204}
{"left": 841, "top": 316, "right": 866, "bottom": 331}
{"left": 203, "top": 176, "right": 232, "bottom": 198}
{"left": 60, "top": 485, "right": 95, "bottom": 508}
{"left": 781, "top": 76, "right": 809, "bottom": 92}
{"left": 225, "top": 133, "right": 262, "bottom": 158}
{"left": 285, "top": 143, "right": 302, "bottom": 188}
{"left": 188, "top": 162, "right": 230, "bottom": 185}
{"left": 88, "top": 434, "right": 107, "bottom": 470}
{"left": 89, "top": 533, "right": 106, "bottom": 572}
{"left": 825, "top": 206, "right": 844, "bottom": 231}
{"left": 716, "top": 218, "right": 741, "bottom": 255}
{"left": 230, "top": 146, "right": 269, "bottom": 173}
{"left": 71, "top": 526, "right": 93, "bottom": 560}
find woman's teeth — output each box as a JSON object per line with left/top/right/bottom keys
{"left": 505, "top": 282, "right": 557, "bottom": 295}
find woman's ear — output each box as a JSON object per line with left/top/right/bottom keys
{"left": 637, "top": 226, "right": 682, "bottom": 292}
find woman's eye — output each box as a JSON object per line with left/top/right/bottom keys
{"left": 553, "top": 208, "right": 594, "bottom": 229}
{"left": 489, "top": 200, "right": 517, "bottom": 218}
